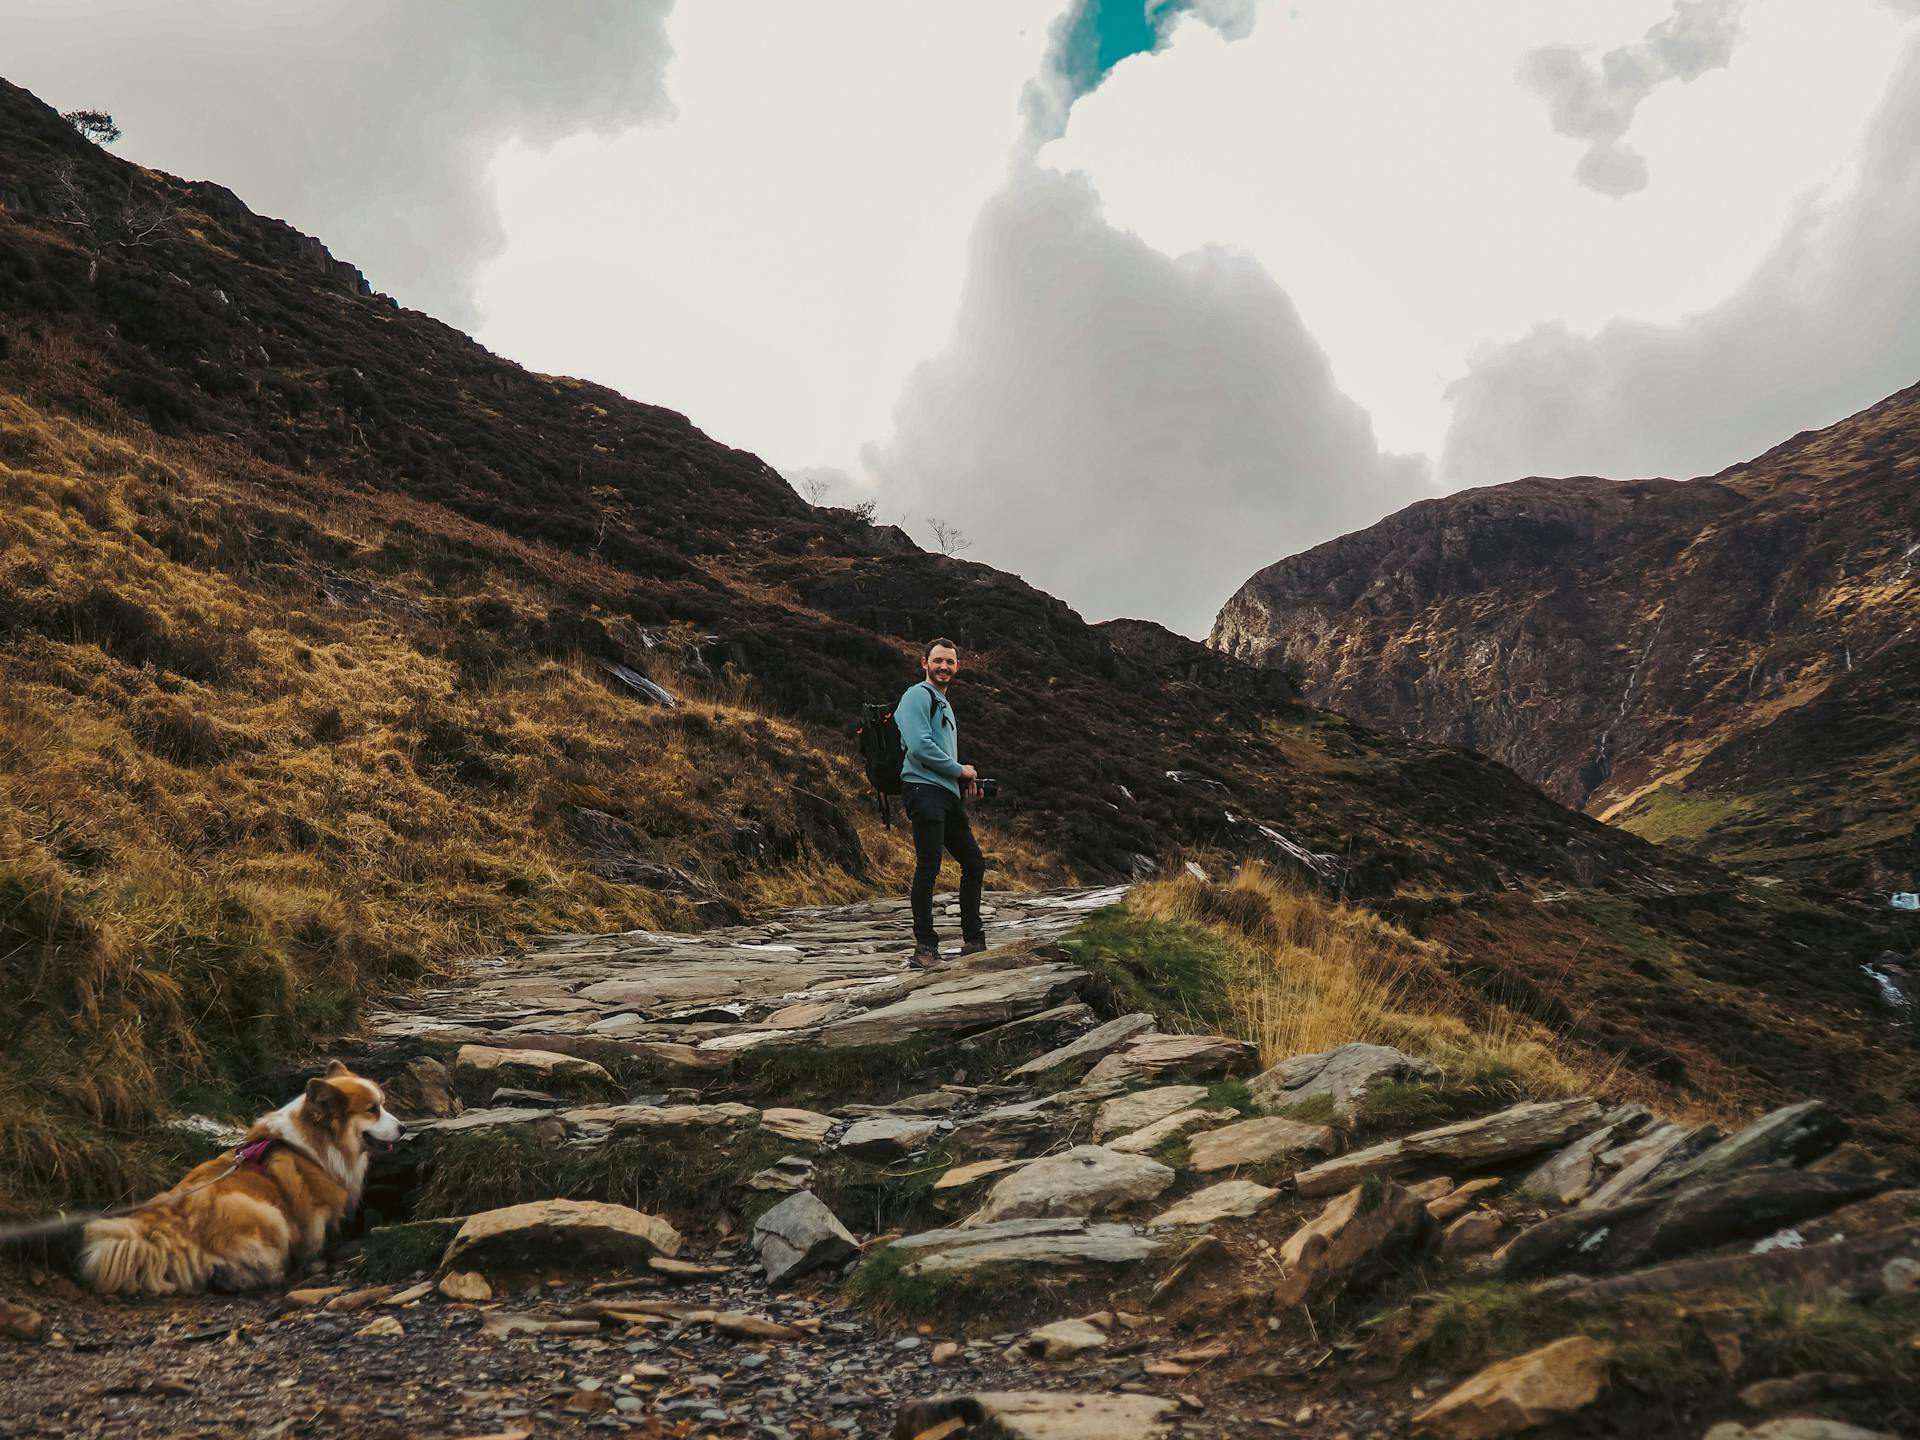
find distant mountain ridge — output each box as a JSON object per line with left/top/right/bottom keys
{"left": 1211, "top": 383, "right": 1920, "bottom": 892}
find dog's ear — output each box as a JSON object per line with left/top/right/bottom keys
{"left": 324, "top": 1059, "right": 350, "bottom": 1078}
{"left": 305, "top": 1077, "right": 343, "bottom": 1119}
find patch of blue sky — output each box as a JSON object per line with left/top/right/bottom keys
{"left": 1056, "top": 0, "right": 1192, "bottom": 102}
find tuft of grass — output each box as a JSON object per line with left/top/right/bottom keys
{"left": 810, "top": 1153, "right": 953, "bottom": 1236}
{"left": 1353, "top": 1080, "right": 1453, "bottom": 1135}
{"left": 1409, "top": 1280, "right": 1577, "bottom": 1370}
{"left": 1272, "top": 1093, "right": 1338, "bottom": 1127}
{"left": 1746, "top": 1291, "right": 1920, "bottom": 1383}
{"left": 358, "top": 1218, "right": 462, "bottom": 1281}
{"left": 1151, "top": 1133, "right": 1193, "bottom": 1168}
{"left": 1204, "top": 1077, "right": 1257, "bottom": 1115}
{"left": 1056, "top": 906, "right": 1243, "bottom": 1029}
{"left": 1125, "top": 864, "right": 1615, "bottom": 1105}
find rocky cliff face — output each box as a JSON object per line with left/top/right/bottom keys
{"left": 1212, "top": 386, "right": 1920, "bottom": 892}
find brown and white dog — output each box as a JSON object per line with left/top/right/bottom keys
{"left": 79, "top": 1061, "right": 402, "bottom": 1295}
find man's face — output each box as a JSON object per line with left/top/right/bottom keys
{"left": 923, "top": 645, "right": 959, "bottom": 685}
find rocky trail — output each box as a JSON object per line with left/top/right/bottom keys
{"left": 3, "top": 888, "right": 1916, "bottom": 1440}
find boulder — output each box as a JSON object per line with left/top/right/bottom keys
{"left": 1083, "top": 1033, "right": 1260, "bottom": 1087}
{"left": 1147, "top": 1179, "right": 1280, "bottom": 1229}
{"left": 1007, "top": 1013, "right": 1158, "bottom": 1079}
{"left": 1188, "top": 1115, "right": 1337, "bottom": 1173}
{"left": 1248, "top": 1042, "right": 1440, "bottom": 1117}
{"left": 1275, "top": 1180, "right": 1432, "bottom": 1307}
{"left": 819, "top": 962, "right": 1085, "bottom": 1048}
{"left": 1093, "top": 1085, "right": 1209, "bottom": 1140}
{"left": 443, "top": 1200, "right": 680, "bottom": 1272}
{"left": 759, "top": 1107, "right": 835, "bottom": 1146}
{"left": 1108, "top": 1107, "right": 1239, "bottom": 1156}
{"left": 1410, "top": 1335, "right": 1612, "bottom": 1438}
{"left": 971, "top": 1146, "right": 1176, "bottom": 1224}
{"left": 892, "top": 1391, "right": 1177, "bottom": 1440}
{"left": 887, "top": 1218, "right": 1165, "bottom": 1276}
{"left": 837, "top": 1116, "right": 942, "bottom": 1160}
{"left": 453, "top": 1043, "right": 614, "bottom": 1090}
{"left": 751, "top": 1191, "right": 859, "bottom": 1288}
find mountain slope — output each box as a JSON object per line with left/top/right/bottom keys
{"left": 0, "top": 77, "right": 1912, "bottom": 1212}
{"left": 1212, "top": 384, "right": 1920, "bottom": 894}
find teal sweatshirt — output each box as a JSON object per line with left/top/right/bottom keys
{"left": 897, "top": 681, "right": 964, "bottom": 797}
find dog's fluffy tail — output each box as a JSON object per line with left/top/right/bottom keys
{"left": 78, "top": 1214, "right": 212, "bottom": 1296}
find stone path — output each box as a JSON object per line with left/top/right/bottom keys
{"left": 6, "top": 886, "right": 1913, "bottom": 1440}
{"left": 365, "top": 886, "right": 1130, "bottom": 1061}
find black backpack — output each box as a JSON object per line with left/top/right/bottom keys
{"left": 857, "top": 700, "right": 907, "bottom": 826}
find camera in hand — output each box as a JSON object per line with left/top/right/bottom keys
{"left": 975, "top": 777, "right": 1000, "bottom": 799}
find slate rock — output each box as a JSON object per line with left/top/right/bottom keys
{"left": 1082, "top": 1033, "right": 1260, "bottom": 1087}
{"left": 453, "top": 1043, "right": 614, "bottom": 1089}
{"left": 1275, "top": 1180, "right": 1432, "bottom": 1307}
{"left": 886, "top": 1218, "right": 1164, "bottom": 1275}
{"left": 971, "top": 1146, "right": 1176, "bottom": 1224}
{"left": 1411, "top": 1335, "right": 1612, "bottom": 1437}
{"left": 1147, "top": 1179, "right": 1280, "bottom": 1229}
{"left": 818, "top": 962, "right": 1085, "bottom": 1048}
{"left": 1188, "top": 1115, "right": 1337, "bottom": 1173}
{"left": 837, "top": 1115, "right": 941, "bottom": 1160}
{"left": 894, "top": 1391, "right": 1177, "bottom": 1440}
{"left": 1108, "top": 1106, "right": 1239, "bottom": 1156}
{"left": 1641, "top": 1100, "right": 1847, "bottom": 1197}
{"left": 1703, "top": 1422, "right": 1897, "bottom": 1440}
{"left": 751, "top": 1190, "right": 858, "bottom": 1288}
{"left": 1247, "top": 1042, "right": 1440, "bottom": 1116}
{"left": 1007, "top": 1013, "right": 1158, "bottom": 1079}
{"left": 1093, "top": 1085, "right": 1208, "bottom": 1140}
{"left": 443, "top": 1200, "right": 681, "bottom": 1272}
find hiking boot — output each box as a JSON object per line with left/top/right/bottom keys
{"left": 908, "top": 943, "right": 943, "bottom": 969}
{"left": 958, "top": 939, "right": 989, "bottom": 956}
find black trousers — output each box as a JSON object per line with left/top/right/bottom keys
{"left": 902, "top": 781, "right": 985, "bottom": 947}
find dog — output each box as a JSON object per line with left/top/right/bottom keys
{"left": 79, "top": 1061, "right": 402, "bottom": 1295}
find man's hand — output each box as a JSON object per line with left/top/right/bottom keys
{"left": 960, "top": 765, "right": 978, "bottom": 782}
{"left": 960, "top": 764, "right": 980, "bottom": 800}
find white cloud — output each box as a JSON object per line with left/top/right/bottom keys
{"left": 476, "top": 1, "right": 1064, "bottom": 475}
{"left": 1519, "top": 0, "right": 1746, "bottom": 197}
{"left": 0, "top": 1, "right": 675, "bottom": 328}
{"left": 866, "top": 166, "right": 1426, "bottom": 637}
{"left": 1037, "top": 0, "right": 1908, "bottom": 462}
{"left": 1441, "top": 35, "right": 1920, "bottom": 487}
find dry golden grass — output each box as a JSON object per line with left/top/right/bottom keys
{"left": 1131, "top": 863, "right": 1620, "bottom": 1102}
{"left": 0, "top": 395, "right": 1062, "bottom": 1211}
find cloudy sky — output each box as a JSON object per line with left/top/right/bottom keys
{"left": 8, "top": 0, "right": 1920, "bottom": 635}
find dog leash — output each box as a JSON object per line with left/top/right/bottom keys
{"left": 0, "top": 1137, "right": 280, "bottom": 1247}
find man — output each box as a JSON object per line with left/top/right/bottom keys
{"left": 897, "top": 637, "right": 987, "bottom": 967}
